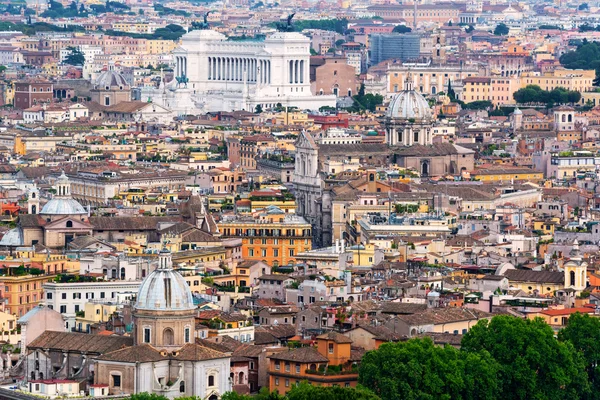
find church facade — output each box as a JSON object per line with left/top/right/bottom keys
{"left": 93, "top": 249, "right": 231, "bottom": 399}
{"left": 293, "top": 76, "right": 474, "bottom": 247}
{"left": 145, "top": 29, "right": 336, "bottom": 114}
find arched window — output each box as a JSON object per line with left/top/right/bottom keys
{"left": 562, "top": 114, "right": 566, "bottom": 123}
{"left": 570, "top": 270, "right": 576, "bottom": 286}
{"left": 568, "top": 114, "right": 573, "bottom": 122}
{"left": 66, "top": 221, "right": 73, "bottom": 228}
{"left": 238, "top": 371, "right": 244, "bottom": 384}
{"left": 369, "top": 173, "right": 375, "bottom": 181}
{"left": 163, "top": 328, "right": 174, "bottom": 346}
{"left": 179, "top": 381, "right": 185, "bottom": 393}
{"left": 208, "top": 375, "right": 215, "bottom": 387}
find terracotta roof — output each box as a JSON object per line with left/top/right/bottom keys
{"left": 255, "top": 324, "right": 297, "bottom": 339}
{"left": 29, "top": 331, "right": 132, "bottom": 354}
{"left": 381, "top": 302, "right": 427, "bottom": 315}
{"left": 268, "top": 347, "right": 329, "bottom": 363}
{"left": 97, "top": 343, "right": 229, "bottom": 362}
{"left": 105, "top": 101, "right": 149, "bottom": 113}
{"left": 396, "top": 308, "right": 492, "bottom": 326}
{"left": 539, "top": 307, "right": 595, "bottom": 316}
{"left": 90, "top": 216, "right": 181, "bottom": 231}
{"left": 316, "top": 332, "right": 353, "bottom": 344}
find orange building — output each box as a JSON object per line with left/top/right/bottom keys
{"left": 218, "top": 206, "right": 312, "bottom": 267}
{"left": 268, "top": 332, "right": 359, "bottom": 394}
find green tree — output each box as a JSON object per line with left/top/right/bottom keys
{"left": 392, "top": 25, "right": 412, "bottom": 33}
{"left": 127, "top": 393, "right": 168, "bottom": 400}
{"left": 461, "top": 315, "right": 591, "bottom": 400}
{"left": 494, "top": 23, "right": 509, "bottom": 35}
{"left": 559, "top": 312, "right": 600, "bottom": 398}
{"left": 254, "top": 104, "right": 263, "bottom": 113}
{"left": 447, "top": 79, "right": 456, "bottom": 101}
{"left": 64, "top": 46, "right": 85, "bottom": 66}
{"left": 359, "top": 337, "right": 500, "bottom": 400}
{"left": 287, "top": 383, "right": 379, "bottom": 400}
{"left": 464, "top": 100, "right": 493, "bottom": 110}
{"left": 579, "top": 3, "right": 588, "bottom": 10}
{"left": 465, "top": 25, "right": 474, "bottom": 33}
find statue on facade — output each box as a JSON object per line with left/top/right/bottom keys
{"left": 191, "top": 11, "right": 212, "bottom": 30}
{"left": 276, "top": 13, "right": 295, "bottom": 32}
{"left": 176, "top": 75, "right": 189, "bottom": 88}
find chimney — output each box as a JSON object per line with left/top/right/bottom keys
{"left": 335, "top": 239, "right": 340, "bottom": 253}
{"left": 341, "top": 239, "right": 346, "bottom": 252}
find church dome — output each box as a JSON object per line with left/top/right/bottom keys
{"left": 135, "top": 252, "right": 195, "bottom": 312}
{"left": 386, "top": 74, "right": 433, "bottom": 121}
{"left": 40, "top": 171, "right": 87, "bottom": 215}
{"left": 94, "top": 70, "right": 129, "bottom": 89}
{"left": 40, "top": 198, "right": 87, "bottom": 215}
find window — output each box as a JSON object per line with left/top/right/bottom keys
{"left": 208, "top": 375, "right": 215, "bottom": 387}
{"left": 275, "top": 361, "right": 280, "bottom": 370}
{"left": 328, "top": 343, "right": 334, "bottom": 354}
{"left": 275, "top": 378, "right": 279, "bottom": 385}
{"left": 47, "top": 292, "right": 52, "bottom": 299}
{"left": 285, "top": 362, "right": 290, "bottom": 372}
{"left": 60, "top": 305, "right": 66, "bottom": 313}
{"left": 112, "top": 374, "right": 121, "bottom": 388}
{"left": 179, "top": 381, "right": 185, "bottom": 393}
{"left": 295, "top": 364, "right": 300, "bottom": 373}
{"left": 184, "top": 327, "right": 191, "bottom": 343}
{"left": 61, "top": 293, "right": 66, "bottom": 300}
{"left": 144, "top": 328, "right": 151, "bottom": 343}
{"left": 289, "top": 249, "right": 295, "bottom": 257}
{"left": 285, "top": 379, "right": 290, "bottom": 387}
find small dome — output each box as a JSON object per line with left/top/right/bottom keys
{"left": 94, "top": 70, "right": 129, "bottom": 89}
{"left": 41, "top": 198, "right": 87, "bottom": 215}
{"left": 387, "top": 90, "right": 433, "bottom": 120}
{"left": 513, "top": 107, "right": 522, "bottom": 115}
{"left": 0, "top": 228, "right": 23, "bottom": 247}
{"left": 135, "top": 267, "right": 195, "bottom": 312}
{"left": 386, "top": 74, "right": 433, "bottom": 121}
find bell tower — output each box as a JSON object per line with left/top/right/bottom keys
{"left": 563, "top": 240, "right": 587, "bottom": 292}
{"left": 28, "top": 185, "right": 39, "bottom": 215}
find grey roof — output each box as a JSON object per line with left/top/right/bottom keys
{"left": 94, "top": 70, "right": 129, "bottom": 89}
{"left": 387, "top": 89, "right": 433, "bottom": 121}
{"left": 0, "top": 227, "right": 23, "bottom": 246}
{"left": 136, "top": 267, "right": 196, "bottom": 312}
{"left": 504, "top": 269, "right": 564, "bottom": 284}
{"left": 41, "top": 198, "right": 87, "bottom": 215}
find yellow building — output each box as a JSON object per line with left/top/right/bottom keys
{"left": 0, "top": 310, "right": 19, "bottom": 343}
{"left": 74, "top": 302, "right": 119, "bottom": 332}
{"left": 470, "top": 167, "right": 543, "bottom": 182}
{"left": 218, "top": 206, "right": 312, "bottom": 267}
{"left": 0, "top": 274, "right": 55, "bottom": 317}
{"left": 146, "top": 40, "right": 178, "bottom": 55}
{"left": 520, "top": 68, "right": 594, "bottom": 94}
{"left": 462, "top": 76, "right": 519, "bottom": 105}
{"left": 533, "top": 218, "right": 558, "bottom": 235}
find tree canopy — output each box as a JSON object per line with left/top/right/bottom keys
{"left": 560, "top": 41, "right": 600, "bottom": 84}
{"left": 359, "top": 337, "right": 500, "bottom": 400}
{"left": 392, "top": 25, "right": 412, "bottom": 33}
{"left": 461, "top": 315, "right": 591, "bottom": 400}
{"left": 559, "top": 313, "right": 600, "bottom": 399}
{"left": 64, "top": 46, "right": 85, "bottom": 66}
{"left": 513, "top": 84, "right": 581, "bottom": 106}
{"left": 494, "top": 23, "right": 509, "bottom": 35}
{"left": 269, "top": 18, "right": 348, "bottom": 34}
{"left": 221, "top": 383, "right": 379, "bottom": 400}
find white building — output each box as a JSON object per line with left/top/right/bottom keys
{"left": 146, "top": 29, "right": 336, "bottom": 114}
{"left": 43, "top": 280, "right": 141, "bottom": 329}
